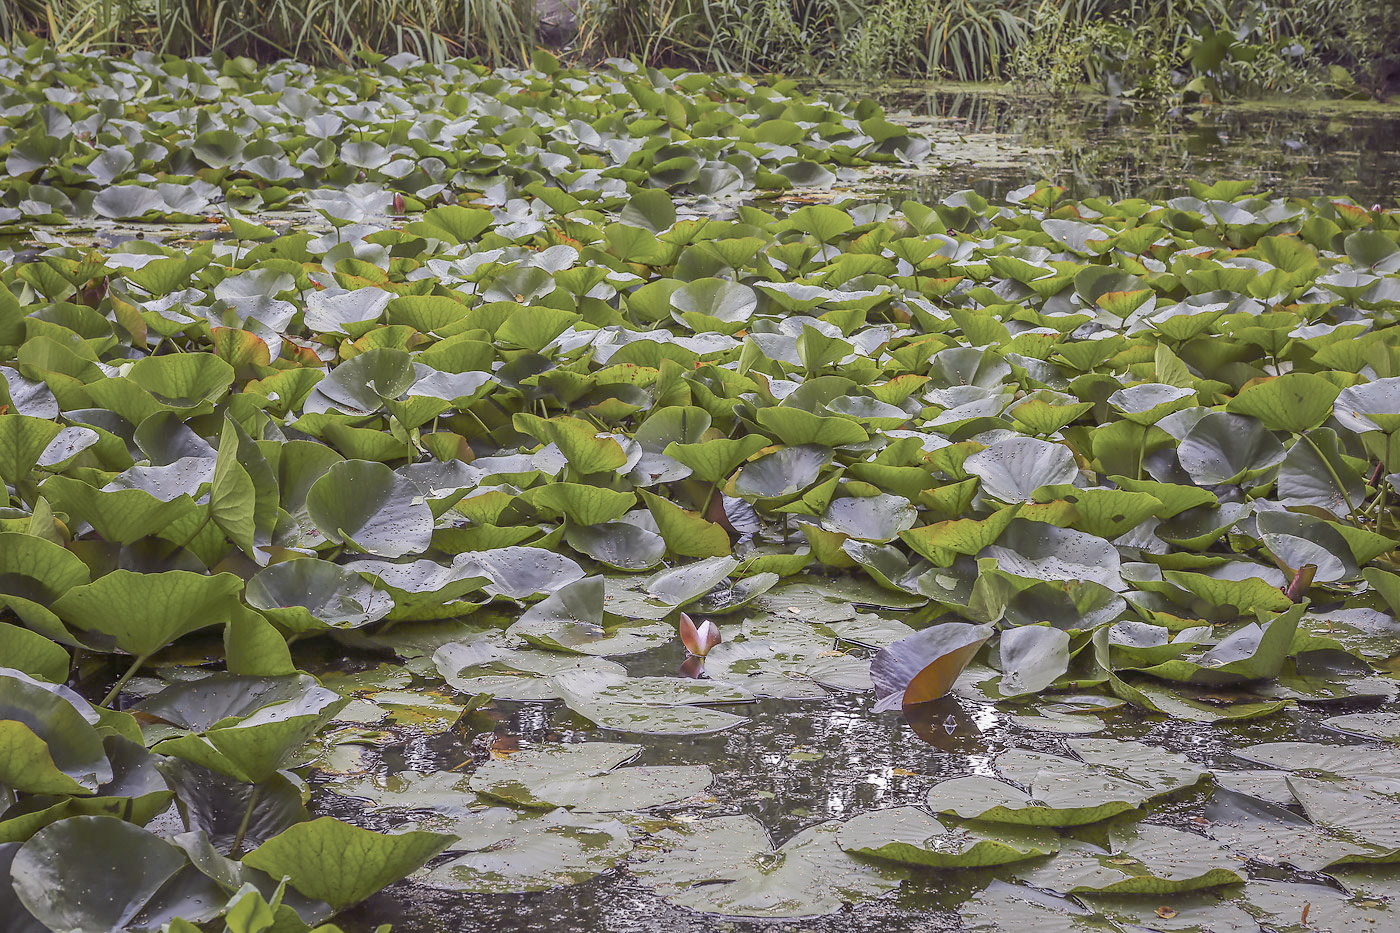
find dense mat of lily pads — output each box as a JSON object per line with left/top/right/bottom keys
{"left": 4, "top": 41, "right": 1400, "bottom": 933}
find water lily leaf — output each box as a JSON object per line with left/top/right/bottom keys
{"left": 1324, "top": 712, "right": 1400, "bottom": 743}
{"left": 965, "top": 437, "right": 1078, "bottom": 503}
{"left": 1243, "top": 879, "right": 1395, "bottom": 933}
{"left": 1288, "top": 777, "right": 1400, "bottom": 852}
{"left": 901, "top": 506, "right": 1022, "bottom": 565}
{"left": 564, "top": 520, "right": 667, "bottom": 570}
{"left": 520, "top": 482, "right": 636, "bottom": 526}
{"left": 242, "top": 817, "right": 453, "bottom": 911}
{"left": 959, "top": 881, "right": 1107, "bottom": 933}
{"left": 731, "top": 444, "right": 833, "bottom": 499}
{"left": 1279, "top": 427, "right": 1366, "bottom": 516}
{"left": 638, "top": 490, "right": 733, "bottom": 558}
{"left": 822, "top": 493, "right": 917, "bottom": 542}
{"left": 51, "top": 570, "right": 243, "bottom": 658}
{"left": 1107, "top": 383, "right": 1197, "bottom": 424}
{"left": 416, "top": 807, "right": 633, "bottom": 894}
{"left": 998, "top": 625, "right": 1072, "bottom": 696}
{"left": 513, "top": 413, "right": 627, "bottom": 474}
{"left": 0, "top": 532, "right": 91, "bottom": 640}
{"left": 10, "top": 816, "right": 190, "bottom": 933}
{"left": 0, "top": 621, "right": 70, "bottom": 682}
{"left": 755, "top": 408, "right": 869, "bottom": 447}
{"left": 1012, "top": 823, "right": 1244, "bottom": 894}
{"left": 160, "top": 759, "right": 308, "bottom": 855}
{"left": 870, "top": 622, "right": 993, "bottom": 712}
{"left": 663, "top": 435, "right": 771, "bottom": 484}
{"left": 126, "top": 352, "right": 234, "bottom": 411}
{"left": 435, "top": 635, "right": 626, "bottom": 701}
{"left": 704, "top": 637, "right": 870, "bottom": 699}
{"left": 553, "top": 673, "right": 751, "bottom": 735}
{"left": 506, "top": 576, "right": 671, "bottom": 655}
{"left": 837, "top": 806, "right": 1059, "bottom": 867}
{"left": 1227, "top": 372, "right": 1341, "bottom": 434}
{"left": 246, "top": 558, "right": 394, "bottom": 632}
{"left": 632, "top": 815, "right": 906, "bottom": 919}
{"left": 150, "top": 673, "right": 347, "bottom": 783}
{"left": 645, "top": 556, "right": 738, "bottom": 606}
{"left": 305, "top": 459, "right": 434, "bottom": 558}
{"left": 1204, "top": 788, "right": 1382, "bottom": 870}
{"left": 468, "top": 741, "right": 711, "bottom": 811}
{"left": 1334, "top": 377, "right": 1400, "bottom": 434}
{"left": 0, "top": 668, "right": 110, "bottom": 794}
{"left": 671, "top": 277, "right": 758, "bottom": 325}
{"left": 926, "top": 739, "right": 1206, "bottom": 826}
{"left": 470, "top": 546, "right": 586, "bottom": 600}
{"left": 1133, "top": 606, "right": 1300, "bottom": 684}
{"left": 1178, "top": 411, "right": 1286, "bottom": 485}
{"left": 0, "top": 414, "right": 63, "bottom": 486}
{"left": 982, "top": 520, "right": 1125, "bottom": 592}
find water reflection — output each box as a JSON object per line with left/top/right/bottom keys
{"left": 901, "top": 697, "right": 1001, "bottom": 758}
{"left": 839, "top": 85, "right": 1400, "bottom": 205}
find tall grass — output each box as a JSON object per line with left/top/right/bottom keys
{"left": 2, "top": 0, "right": 1395, "bottom": 94}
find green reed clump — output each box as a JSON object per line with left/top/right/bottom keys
{"left": 2, "top": 0, "right": 1396, "bottom": 100}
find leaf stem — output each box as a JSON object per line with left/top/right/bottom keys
{"left": 100, "top": 653, "right": 148, "bottom": 709}
{"left": 230, "top": 784, "right": 262, "bottom": 859}
{"left": 1299, "top": 431, "right": 1358, "bottom": 519}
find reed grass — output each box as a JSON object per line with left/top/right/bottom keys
{"left": 2, "top": 0, "right": 1394, "bottom": 95}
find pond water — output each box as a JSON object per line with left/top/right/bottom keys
{"left": 859, "top": 86, "right": 1400, "bottom": 206}
{"left": 303, "top": 89, "right": 1400, "bottom": 933}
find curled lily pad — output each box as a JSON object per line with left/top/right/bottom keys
{"left": 474, "top": 547, "right": 587, "bottom": 600}
{"left": 148, "top": 674, "right": 348, "bottom": 783}
{"left": 242, "top": 817, "right": 453, "bottom": 911}
{"left": 505, "top": 576, "right": 670, "bottom": 656}
{"left": 837, "top": 806, "right": 1059, "bottom": 868}
{"left": 345, "top": 556, "right": 488, "bottom": 622}
{"left": 870, "top": 622, "right": 993, "bottom": 712}
{"left": 468, "top": 741, "right": 711, "bottom": 812}
{"left": 0, "top": 668, "right": 110, "bottom": 794}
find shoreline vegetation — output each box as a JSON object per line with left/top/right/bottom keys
{"left": 2, "top": 0, "right": 1397, "bottom": 104}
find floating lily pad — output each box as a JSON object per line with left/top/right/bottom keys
{"left": 468, "top": 742, "right": 711, "bottom": 812}
{"left": 416, "top": 807, "right": 633, "bottom": 894}
{"left": 837, "top": 806, "right": 1059, "bottom": 867}
{"left": 632, "top": 815, "right": 906, "bottom": 919}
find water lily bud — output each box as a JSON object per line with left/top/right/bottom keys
{"left": 678, "top": 612, "right": 721, "bottom": 657}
